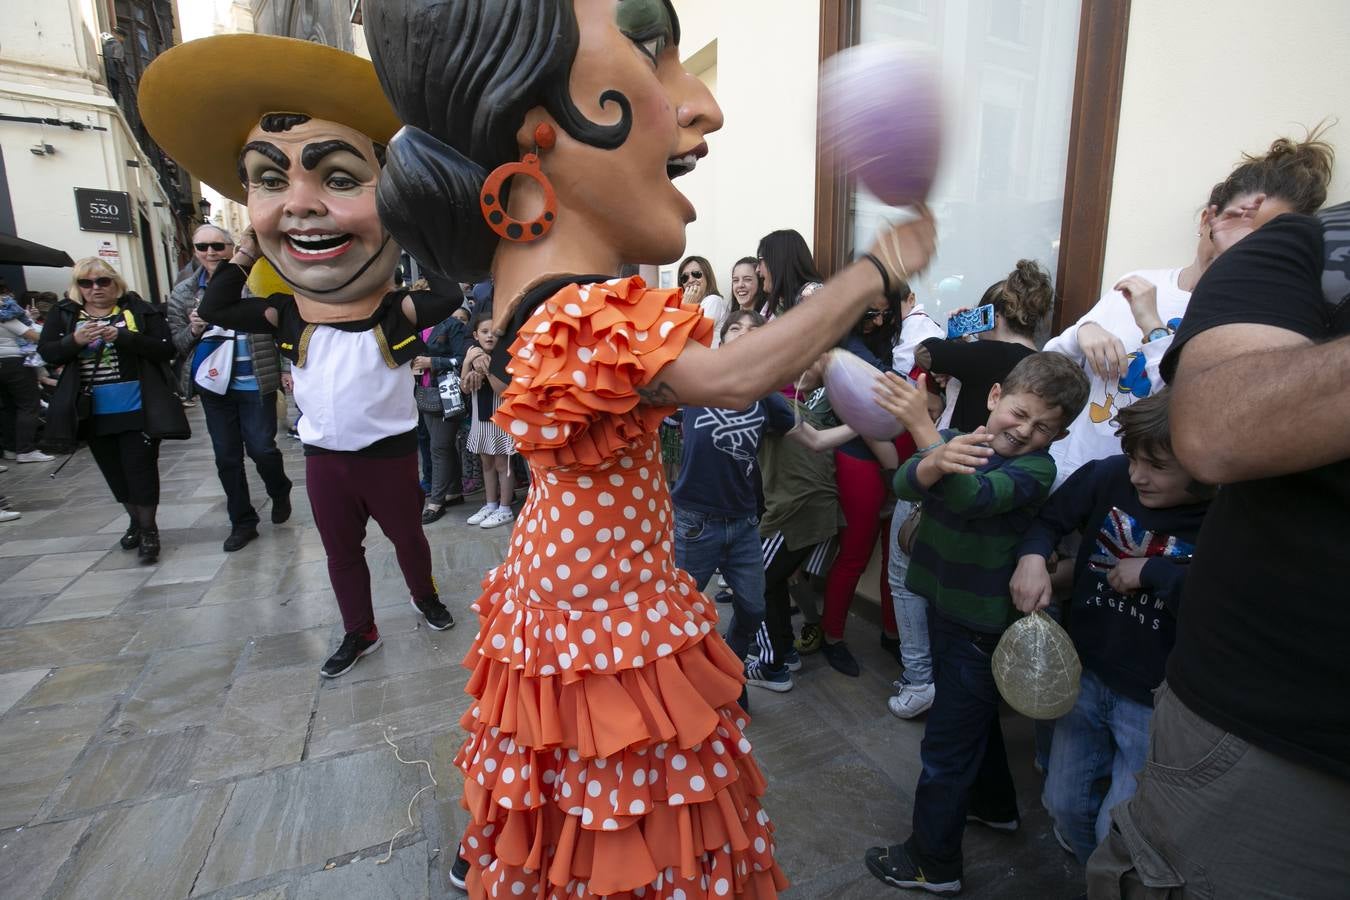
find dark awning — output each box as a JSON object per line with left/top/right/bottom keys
{"left": 0, "top": 233, "right": 74, "bottom": 267}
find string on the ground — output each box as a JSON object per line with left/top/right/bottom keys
{"left": 376, "top": 726, "right": 438, "bottom": 865}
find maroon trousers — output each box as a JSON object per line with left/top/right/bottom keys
{"left": 305, "top": 450, "right": 436, "bottom": 636}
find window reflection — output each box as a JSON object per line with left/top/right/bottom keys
{"left": 852, "top": 0, "right": 1081, "bottom": 327}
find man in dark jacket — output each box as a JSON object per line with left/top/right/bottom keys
{"left": 168, "top": 223, "right": 292, "bottom": 552}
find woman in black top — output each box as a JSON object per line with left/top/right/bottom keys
{"left": 917, "top": 259, "right": 1053, "bottom": 432}
{"left": 40, "top": 258, "right": 183, "bottom": 563}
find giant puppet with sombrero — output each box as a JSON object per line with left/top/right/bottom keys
{"left": 138, "top": 34, "right": 460, "bottom": 677}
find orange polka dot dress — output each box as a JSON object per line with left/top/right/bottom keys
{"left": 455, "top": 277, "right": 788, "bottom": 899}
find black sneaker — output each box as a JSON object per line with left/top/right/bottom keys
{"left": 822, "top": 640, "right": 861, "bottom": 677}
{"left": 223, "top": 526, "right": 259, "bottom": 552}
{"left": 119, "top": 523, "right": 141, "bottom": 550}
{"left": 271, "top": 494, "right": 292, "bottom": 524}
{"left": 321, "top": 629, "right": 383, "bottom": 678}
{"left": 449, "top": 853, "right": 470, "bottom": 890}
{"left": 864, "top": 843, "right": 961, "bottom": 894}
{"left": 411, "top": 595, "right": 454, "bottom": 631}
{"left": 442, "top": 494, "right": 466, "bottom": 508}
{"left": 421, "top": 504, "right": 445, "bottom": 525}
{"left": 714, "top": 589, "right": 734, "bottom": 604}
{"left": 966, "top": 805, "right": 1020, "bottom": 833}
{"left": 137, "top": 528, "right": 160, "bottom": 564}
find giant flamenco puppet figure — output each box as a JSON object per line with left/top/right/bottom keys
{"left": 137, "top": 35, "right": 460, "bottom": 678}
{"left": 359, "top": 2, "right": 936, "bottom": 897}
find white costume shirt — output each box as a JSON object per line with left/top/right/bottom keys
{"left": 1044, "top": 267, "right": 1190, "bottom": 489}
{"left": 293, "top": 327, "right": 417, "bottom": 451}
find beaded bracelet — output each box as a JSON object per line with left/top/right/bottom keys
{"left": 914, "top": 438, "right": 944, "bottom": 458}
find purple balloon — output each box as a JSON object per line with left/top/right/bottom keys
{"left": 819, "top": 41, "right": 943, "bottom": 207}
{"left": 823, "top": 349, "right": 903, "bottom": 441}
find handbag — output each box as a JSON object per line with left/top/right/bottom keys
{"left": 437, "top": 370, "right": 466, "bottom": 418}
{"left": 193, "top": 328, "right": 234, "bottom": 395}
{"left": 897, "top": 502, "right": 923, "bottom": 557}
{"left": 414, "top": 380, "right": 443, "bottom": 413}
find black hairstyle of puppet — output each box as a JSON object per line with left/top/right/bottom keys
{"left": 367, "top": 1, "right": 678, "bottom": 281}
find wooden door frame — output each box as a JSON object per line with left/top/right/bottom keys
{"left": 812, "top": 0, "right": 1132, "bottom": 332}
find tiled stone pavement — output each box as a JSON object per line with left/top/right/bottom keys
{"left": 0, "top": 408, "right": 1082, "bottom": 899}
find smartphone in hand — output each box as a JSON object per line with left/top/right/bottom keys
{"left": 947, "top": 304, "right": 996, "bottom": 340}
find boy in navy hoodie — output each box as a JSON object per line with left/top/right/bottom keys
{"left": 1010, "top": 388, "right": 1211, "bottom": 863}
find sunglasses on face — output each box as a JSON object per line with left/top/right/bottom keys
{"left": 77, "top": 277, "right": 114, "bottom": 289}
{"left": 194, "top": 242, "right": 230, "bottom": 252}
{"left": 863, "top": 308, "right": 891, "bottom": 321}
{"left": 679, "top": 271, "right": 705, "bottom": 284}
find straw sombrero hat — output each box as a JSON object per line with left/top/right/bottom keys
{"left": 138, "top": 34, "right": 402, "bottom": 204}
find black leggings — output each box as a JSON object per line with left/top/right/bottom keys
{"left": 88, "top": 431, "right": 161, "bottom": 507}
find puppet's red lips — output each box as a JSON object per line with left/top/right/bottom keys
{"left": 284, "top": 232, "right": 352, "bottom": 260}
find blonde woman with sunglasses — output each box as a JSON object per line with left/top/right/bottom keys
{"left": 39, "top": 257, "right": 188, "bottom": 563}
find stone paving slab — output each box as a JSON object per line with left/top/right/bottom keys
{"left": 15, "top": 656, "right": 147, "bottom": 711}
{"left": 0, "top": 667, "right": 48, "bottom": 716}
{"left": 109, "top": 641, "right": 243, "bottom": 739}
{"left": 0, "top": 617, "right": 141, "bottom": 674}
{"left": 0, "top": 816, "right": 91, "bottom": 900}
{"left": 191, "top": 748, "right": 430, "bottom": 894}
{"left": 51, "top": 725, "right": 208, "bottom": 814}
{"left": 27, "top": 590, "right": 128, "bottom": 624}
{"left": 0, "top": 701, "right": 109, "bottom": 828}
{"left": 308, "top": 667, "right": 471, "bottom": 761}
{"left": 189, "top": 666, "right": 314, "bottom": 783}
{"left": 290, "top": 841, "right": 431, "bottom": 900}
{"left": 46, "top": 785, "right": 233, "bottom": 900}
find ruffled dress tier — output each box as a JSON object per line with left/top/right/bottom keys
{"left": 457, "top": 278, "right": 788, "bottom": 899}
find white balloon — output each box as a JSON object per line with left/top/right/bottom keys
{"left": 823, "top": 349, "right": 903, "bottom": 441}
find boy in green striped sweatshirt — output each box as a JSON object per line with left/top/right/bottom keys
{"left": 864, "top": 352, "right": 1090, "bottom": 895}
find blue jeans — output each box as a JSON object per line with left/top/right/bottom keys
{"left": 673, "top": 508, "right": 765, "bottom": 660}
{"left": 887, "top": 502, "right": 932, "bottom": 685}
{"left": 200, "top": 389, "right": 291, "bottom": 529}
{"left": 1043, "top": 668, "right": 1152, "bottom": 863}
{"left": 907, "top": 611, "right": 1018, "bottom": 880}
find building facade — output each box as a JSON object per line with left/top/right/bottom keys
{"left": 0, "top": 0, "right": 201, "bottom": 302}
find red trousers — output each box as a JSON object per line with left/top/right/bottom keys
{"left": 821, "top": 450, "right": 895, "bottom": 640}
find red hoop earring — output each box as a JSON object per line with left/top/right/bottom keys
{"left": 480, "top": 123, "right": 558, "bottom": 242}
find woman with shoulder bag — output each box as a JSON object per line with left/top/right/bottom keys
{"left": 39, "top": 258, "right": 186, "bottom": 562}
{"left": 413, "top": 309, "right": 470, "bottom": 523}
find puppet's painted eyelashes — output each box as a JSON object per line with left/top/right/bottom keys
{"left": 479, "top": 153, "right": 558, "bottom": 243}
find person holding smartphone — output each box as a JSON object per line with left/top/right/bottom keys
{"left": 915, "top": 259, "right": 1054, "bottom": 432}
{"left": 40, "top": 258, "right": 187, "bottom": 563}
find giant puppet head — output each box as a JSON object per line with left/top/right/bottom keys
{"left": 137, "top": 35, "right": 404, "bottom": 320}
{"left": 363, "top": 0, "right": 723, "bottom": 331}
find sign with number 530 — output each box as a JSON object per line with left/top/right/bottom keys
{"left": 74, "top": 188, "right": 134, "bottom": 234}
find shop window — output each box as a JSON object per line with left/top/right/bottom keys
{"left": 816, "top": 0, "right": 1131, "bottom": 331}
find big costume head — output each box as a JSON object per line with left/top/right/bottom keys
{"left": 137, "top": 35, "right": 404, "bottom": 319}
{"left": 364, "top": 0, "right": 722, "bottom": 330}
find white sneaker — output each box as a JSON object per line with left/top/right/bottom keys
{"left": 466, "top": 504, "right": 497, "bottom": 526}
{"left": 0, "top": 464, "right": 7, "bottom": 472}
{"left": 887, "top": 682, "right": 935, "bottom": 719}
{"left": 1, "top": 451, "right": 14, "bottom": 460}
{"left": 479, "top": 507, "right": 514, "bottom": 529}
{"left": 16, "top": 450, "right": 54, "bottom": 463}
{"left": 0, "top": 510, "right": 20, "bottom": 522}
